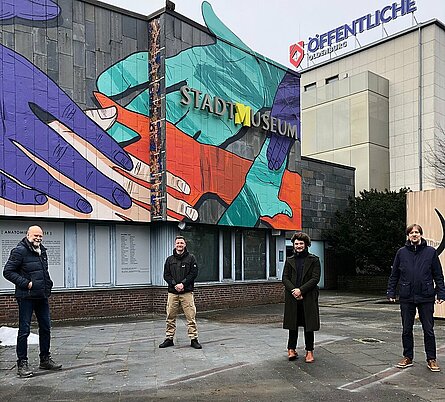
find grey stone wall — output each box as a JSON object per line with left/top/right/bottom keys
{"left": 0, "top": 0, "right": 148, "bottom": 110}
{"left": 301, "top": 156, "right": 355, "bottom": 240}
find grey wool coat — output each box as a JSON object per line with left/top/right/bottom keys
{"left": 282, "top": 253, "right": 321, "bottom": 331}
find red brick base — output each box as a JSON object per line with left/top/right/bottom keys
{"left": 0, "top": 282, "right": 284, "bottom": 325}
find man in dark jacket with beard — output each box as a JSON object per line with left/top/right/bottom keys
{"left": 3, "top": 225, "right": 62, "bottom": 378}
{"left": 387, "top": 223, "right": 445, "bottom": 372}
{"left": 159, "top": 235, "right": 202, "bottom": 349}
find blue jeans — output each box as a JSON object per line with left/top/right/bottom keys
{"left": 16, "top": 298, "right": 51, "bottom": 362}
{"left": 400, "top": 302, "right": 436, "bottom": 361}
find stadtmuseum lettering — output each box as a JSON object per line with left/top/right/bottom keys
{"left": 179, "top": 85, "right": 298, "bottom": 140}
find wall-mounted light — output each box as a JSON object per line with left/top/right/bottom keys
{"left": 178, "top": 222, "right": 186, "bottom": 230}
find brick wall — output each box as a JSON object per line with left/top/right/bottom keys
{"left": 337, "top": 275, "right": 388, "bottom": 293}
{"left": 0, "top": 282, "right": 284, "bottom": 325}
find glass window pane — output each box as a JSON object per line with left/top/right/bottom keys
{"left": 269, "top": 234, "right": 277, "bottom": 278}
{"left": 183, "top": 226, "right": 218, "bottom": 282}
{"left": 243, "top": 229, "right": 266, "bottom": 280}
{"left": 235, "top": 231, "right": 242, "bottom": 280}
{"left": 223, "top": 230, "right": 231, "bottom": 279}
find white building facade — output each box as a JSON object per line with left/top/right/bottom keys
{"left": 301, "top": 19, "right": 445, "bottom": 193}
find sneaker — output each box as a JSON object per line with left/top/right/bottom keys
{"left": 39, "top": 356, "right": 62, "bottom": 370}
{"left": 159, "top": 338, "right": 174, "bottom": 348}
{"left": 190, "top": 338, "right": 202, "bottom": 349}
{"left": 17, "top": 360, "right": 33, "bottom": 378}
{"left": 396, "top": 357, "right": 413, "bottom": 368}
{"left": 427, "top": 359, "right": 440, "bottom": 372}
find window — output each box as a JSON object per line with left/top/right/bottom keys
{"left": 222, "top": 229, "right": 232, "bottom": 279}
{"left": 268, "top": 233, "right": 277, "bottom": 278}
{"left": 185, "top": 226, "right": 219, "bottom": 282}
{"left": 235, "top": 231, "right": 242, "bottom": 280}
{"left": 325, "top": 75, "right": 339, "bottom": 84}
{"left": 243, "top": 229, "right": 266, "bottom": 280}
{"left": 304, "top": 82, "right": 317, "bottom": 92}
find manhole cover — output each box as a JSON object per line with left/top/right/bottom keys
{"left": 354, "top": 338, "right": 384, "bottom": 344}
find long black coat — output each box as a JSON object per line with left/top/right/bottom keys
{"left": 282, "top": 253, "right": 321, "bottom": 331}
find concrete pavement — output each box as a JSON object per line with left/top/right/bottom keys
{"left": 1, "top": 291, "right": 444, "bottom": 401}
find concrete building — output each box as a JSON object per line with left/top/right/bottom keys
{"left": 300, "top": 19, "right": 445, "bottom": 194}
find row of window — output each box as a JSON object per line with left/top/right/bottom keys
{"left": 181, "top": 226, "right": 277, "bottom": 282}
{"left": 304, "top": 74, "right": 340, "bottom": 92}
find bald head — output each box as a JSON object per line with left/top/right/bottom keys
{"left": 27, "top": 226, "right": 43, "bottom": 248}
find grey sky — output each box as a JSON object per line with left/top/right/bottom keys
{"left": 100, "top": 0, "right": 444, "bottom": 68}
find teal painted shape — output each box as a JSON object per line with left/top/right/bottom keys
{"left": 218, "top": 138, "right": 291, "bottom": 226}
{"left": 165, "top": 2, "right": 286, "bottom": 145}
{"left": 97, "top": 52, "right": 150, "bottom": 143}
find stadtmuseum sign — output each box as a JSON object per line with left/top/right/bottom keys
{"left": 180, "top": 85, "right": 298, "bottom": 140}
{"left": 289, "top": 0, "right": 417, "bottom": 68}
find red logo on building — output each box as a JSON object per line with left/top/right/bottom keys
{"left": 289, "top": 41, "right": 304, "bottom": 68}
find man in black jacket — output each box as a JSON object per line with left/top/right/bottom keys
{"left": 387, "top": 223, "right": 445, "bottom": 372}
{"left": 3, "top": 225, "right": 62, "bottom": 377}
{"left": 159, "top": 235, "right": 202, "bottom": 349}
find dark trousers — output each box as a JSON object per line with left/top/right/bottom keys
{"left": 287, "top": 329, "right": 314, "bottom": 351}
{"left": 16, "top": 298, "right": 51, "bottom": 362}
{"left": 400, "top": 302, "right": 436, "bottom": 361}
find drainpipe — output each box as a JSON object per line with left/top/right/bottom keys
{"left": 418, "top": 25, "right": 423, "bottom": 190}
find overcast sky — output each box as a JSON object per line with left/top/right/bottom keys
{"left": 99, "top": 0, "right": 445, "bottom": 69}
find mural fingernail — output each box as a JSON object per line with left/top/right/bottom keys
{"left": 98, "top": 106, "right": 117, "bottom": 119}
{"left": 113, "top": 151, "right": 133, "bottom": 171}
{"left": 35, "top": 194, "right": 48, "bottom": 205}
{"left": 76, "top": 199, "right": 93, "bottom": 214}
{"left": 112, "top": 187, "right": 132, "bottom": 209}
{"left": 185, "top": 206, "right": 198, "bottom": 221}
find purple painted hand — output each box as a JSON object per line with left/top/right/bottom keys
{"left": 0, "top": 0, "right": 60, "bottom": 21}
{"left": 266, "top": 72, "right": 301, "bottom": 170}
{"left": 0, "top": 45, "right": 133, "bottom": 213}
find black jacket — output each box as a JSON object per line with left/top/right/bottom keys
{"left": 3, "top": 237, "right": 53, "bottom": 299}
{"left": 387, "top": 239, "right": 445, "bottom": 303}
{"left": 163, "top": 248, "right": 198, "bottom": 294}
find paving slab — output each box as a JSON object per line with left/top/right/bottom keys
{"left": 1, "top": 290, "right": 444, "bottom": 401}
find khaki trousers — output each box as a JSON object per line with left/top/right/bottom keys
{"left": 165, "top": 292, "right": 198, "bottom": 339}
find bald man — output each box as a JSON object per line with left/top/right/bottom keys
{"left": 4, "top": 225, "right": 62, "bottom": 377}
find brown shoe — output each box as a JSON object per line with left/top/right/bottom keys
{"left": 396, "top": 357, "right": 413, "bottom": 368}
{"left": 288, "top": 349, "right": 298, "bottom": 361}
{"left": 427, "top": 359, "right": 440, "bottom": 372}
{"left": 305, "top": 350, "right": 314, "bottom": 363}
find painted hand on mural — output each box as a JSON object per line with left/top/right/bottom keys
{"left": 164, "top": 2, "right": 299, "bottom": 226}
{"left": 91, "top": 93, "right": 199, "bottom": 221}
{"left": 267, "top": 72, "right": 301, "bottom": 170}
{"left": 0, "top": 45, "right": 134, "bottom": 213}
{"left": 165, "top": 0, "right": 299, "bottom": 166}
{"left": 218, "top": 138, "right": 293, "bottom": 227}
{"left": 0, "top": 0, "right": 60, "bottom": 21}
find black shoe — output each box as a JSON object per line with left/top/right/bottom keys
{"left": 39, "top": 356, "right": 62, "bottom": 370}
{"left": 159, "top": 338, "right": 174, "bottom": 348}
{"left": 17, "top": 360, "right": 33, "bottom": 378}
{"left": 191, "top": 338, "right": 202, "bottom": 349}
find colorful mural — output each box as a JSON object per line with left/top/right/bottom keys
{"left": 0, "top": 0, "right": 149, "bottom": 221}
{"left": 164, "top": 2, "right": 302, "bottom": 229}
{"left": 0, "top": 0, "right": 301, "bottom": 229}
